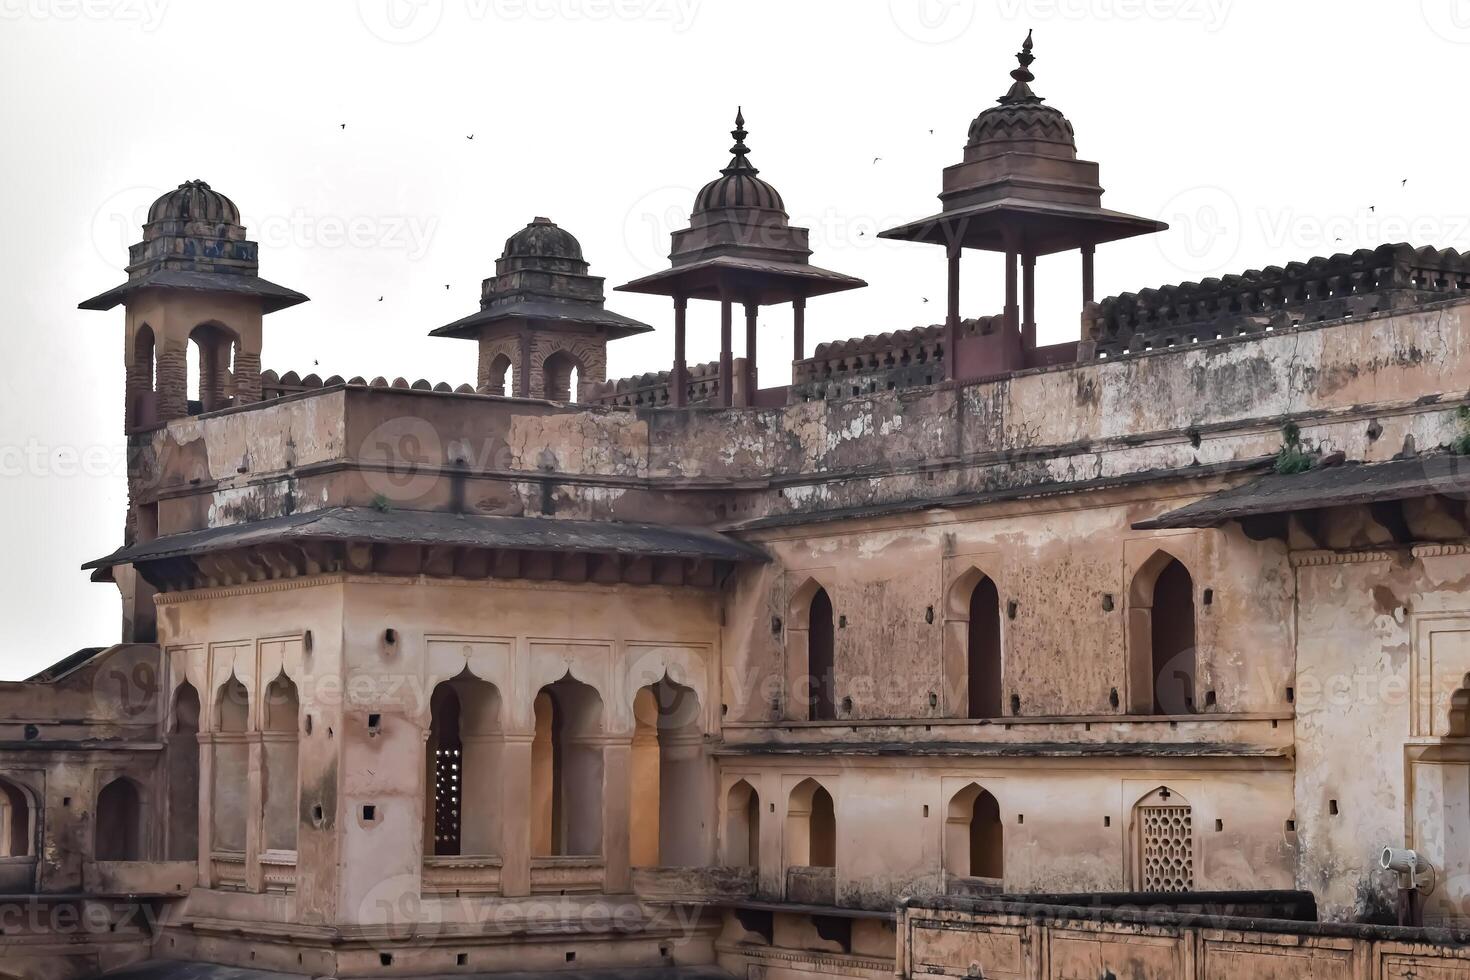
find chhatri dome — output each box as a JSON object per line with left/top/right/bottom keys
{"left": 690, "top": 109, "right": 787, "bottom": 216}
{"left": 964, "top": 30, "right": 1077, "bottom": 157}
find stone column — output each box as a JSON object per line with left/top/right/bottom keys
{"left": 719, "top": 298, "right": 734, "bottom": 408}
{"left": 1022, "top": 252, "right": 1037, "bottom": 350}
{"left": 234, "top": 348, "right": 262, "bottom": 404}
{"left": 156, "top": 342, "right": 189, "bottom": 422}
{"left": 498, "top": 734, "right": 534, "bottom": 896}
{"left": 672, "top": 296, "right": 688, "bottom": 408}
{"left": 744, "top": 302, "right": 759, "bottom": 406}
{"left": 245, "top": 732, "right": 264, "bottom": 892}
{"left": 946, "top": 243, "right": 962, "bottom": 381}
{"left": 601, "top": 736, "right": 633, "bottom": 893}
{"left": 793, "top": 296, "right": 806, "bottom": 363}
{"left": 196, "top": 730, "right": 212, "bottom": 888}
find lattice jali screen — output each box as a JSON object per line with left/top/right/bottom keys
{"left": 433, "top": 745, "right": 462, "bottom": 854}
{"left": 1139, "top": 805, "right": 1194, "bottom": 892}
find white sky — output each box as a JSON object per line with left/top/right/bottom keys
{"left": 1, "top": 0, "right": 1466, "bottom": 678}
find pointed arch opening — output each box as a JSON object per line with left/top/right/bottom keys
{"left": 96, "top": 777, "right": 145, "bottom": 861}
{"left": 187, "top": 322, "right": 239, "bottom": 414}
{"left": 543, "top": 349, "right": 584, "bottom": 403}
{"left": 167, "top": 682, "right": 200, "bottom": 861}
{"left": 0, "top": 778, "right": 34, "bottom": 859}
{"left": 967, "top": 577, "right": 1003, "bottom": 719}
{"left": 630, "top": 677, "right": 704, "bottom": 868}
{"left": 531, "top": 675, "right": 604, "bottom": 857}
{"left": 426, "top": 671, "right": 503, "bottom": 857}
{"left": 211, "top": 675, "right": 250, "bottom": 856}
{"left": 1451, "top": 675, "right": 1470, "bottom": 737}
{"left": 945, "top": 784, "right": 1003, "bottom": 883}
{"left": 1130, "top": 786, "right": 1194, "bottom": 893}
{"left": 725, "top": 780, "right": 760, "bottom": 871}
{"left": 784, "top": 778, "right": 836, "bottom": 904}
{"left": 786, "top": 578, "right": 839, "bottom": 722}
{"left": 262, "top": 673, "right": 300, "bottom": 853}
{"left": 129, "top": 324, "right": 157, "bottom": 429}
{"left": 487, "top": 353, "right": 514, "bottom": 397}
{"left": 1127, "top": 551, "right": 1198, "bottom": 715}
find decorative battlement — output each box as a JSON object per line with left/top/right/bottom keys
{"left": 791, "top": 316, "right": 1008, "bottom": 401}
{"left": 260, "top": 370, "right": 475, "bottom": 401}
{"left": 1085, "top": 244, "right": 1470, "bottom": 359}
{"left": 587, "top": 358, "right": 747, "bottom": 408}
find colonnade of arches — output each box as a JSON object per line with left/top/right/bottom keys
{"left": 129, "top": 319, "right": 246, "bottom": 426}
{"left": 786, "top": 548, "right": 1199, "bottom": 722}
{"left": 719, "top": 777, "right": 1195, "bottom": 894}
{"left": 425, "top": 671, "right": 706, "bottom": 866}
{"left": 483, "top": 347, "right": 588, "bottom": 402}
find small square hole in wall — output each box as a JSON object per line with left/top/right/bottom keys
{"left": 381, "top": 953, "right": 394, "bottom": 966}
{"left": 566, "top": 952, "right": 577, "bottom": 963}
{"left": 362, "top": 804, "right": 377, "bottom": 822}
{"left": 62, "top": 797, "right": 70, "bottom": 807}
{"left": 1203, "top": 588, "right": 1214, "bottom": 606}
{"left": 838, "top": 615, "right": 848, "bottom": 629}
{"left": 659, "top": 945, "right": 671, "bottom": 958}
{"left": 1102, "top": 594, "right": 1115, "bottom": 612}
{"left": 923, "top": 805, "right": 930, "bottom": 818}
{"left": 1104, "top": 816, "right": 1111, "bottom": 827}
{"left": 1329, "top": 800, "right": 1339, "bottom": 816}
{"left": 1007, "top": 600, "right": 1019, "bottom": 620}
{"left": 1017, "top": 814, "right": 1024, "bottom": 825}
{"left": 1286, "top": 819, "right": 1297, "bottom": 833}
{"left": 1204, "top": 691, "right": 1217, "bottom": 708}
{"left": 1286, "top": 687, "right": 1296, "bottom": 704}
{"left": 1215, "top": 819, "right": 1224, "bottom": 832}
{"left": 368, "top": 713, "right": 382, "bottom": 733}
{"left": 770, "top": 803, "right": 775, "bottom": 813}
{"left": 457, "top": 953, "right": 469, "bottom": 966}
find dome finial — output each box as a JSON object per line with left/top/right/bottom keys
{"left": 999, "top": 30, "right": 1041, "bottom": 105}
{"left": 723, "top": 106, "right": 759, "bottom": 177}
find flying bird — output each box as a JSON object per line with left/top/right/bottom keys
{"left": 377, "top": 296, "right": 383, "bottom": 302}
{"left": 340, "top": 123, "right": 346, "bottom": 130}
{"left": 872, "top": 156, "right": 883, "bottom": 165}
{"left": 467, "top": 134, "right": 475, "bottom": 141}
{"left": 1370, "top": 205, "right": 1376, "bottom": 213}
{"left": 922, "top": 297, "right": 930, "bottom": 304}
{"left": 444, "top": 284, "right": 450, "bottom": 290}
{"left": 1403, "top": 178, "right": 1409, "bottom": 186}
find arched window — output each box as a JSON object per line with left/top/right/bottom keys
{"left": 211, "top": 675, "right": 250, "bottom": 856}
{"left": 1131, "top": 786, "right": 1194, "bottom": 893}
{"left": 96, "top": 777, "right": 144, "bottom": 861}
{"left": 129, "top": 324, "right": 157, "bottom": 429}
{"left": 725, "top": 780, "right": 760, "bottom": 871}
{"left": 1450, "top": 675, "right": 1470, "bottom": 737}
{"left": 487, "top": 353, "right": 514, "bottom": 397}
{"left": 187, "top": 323, "right": 238, "bottom": 414}
{"left": 0, "top": 778, "right": 33, "bottom": 858}
{"left": 808, "top": 590, "right": 836, "bottom": 721}
{"left": 1127, "top": 551, "right": 1197, "bottom": 715}
{"left": 785, "top": 778, "right": 836, "bottom": 870}
{"left": 543, "top": 350, "right": 582, "bottom": 402}
{"left": 531, "top": 675, "right": 604, "bottom": 857}
{"left": 968, "top": 577, "right": 1003, "bottom": 719}
{"left": 261, "top": 673, "right": 299, "bottom": 853}
{"left": 945, "top": 784, "right": 1003, "bottom": 882}
{"left": 630, "top": 677, "right": 703, "bottom": 868}
{"left": 167, "top": 682, "right": 200, "bottom": 861}
{"left": 426, "top": 671, "right": 502, "bottom": 857}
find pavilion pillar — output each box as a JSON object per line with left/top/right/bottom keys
{"left": 719, "top": 297, "right": 733, "bottom": 408}
{"left": 1082, "top": 243, "right": 1096, "bottom": 305}
{"left": 793, "top": 296, "right": 806, "bottom": 362}
{"left": 946, "top": 243, "right": 961, "bottom": 381}
{"left": 1003, "top": 247, "right": 1020, "bottom": 338}
{"left": 671, "top": 295, "right": 688, "bottom": 408}
{"left": 498, "top": 734, "right": 533, "bottom": 896}
{"left": 1022, "top": 252, "right": 1037, "bottom": 349}
{"left": 744, "top": 302, "right": 759, "bottom": 407}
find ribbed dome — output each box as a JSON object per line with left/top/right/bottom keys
{"left": 966, "top": 31, "right": 1077, "bottom": 154}
{"left": 692, "top": 109, "right": 787, "bottom": 216}
{"left": 147, "top": 180, "right": 241, "bottom": 225}
{"left": 503, "top": 217, "right": 584, "bottom": 260}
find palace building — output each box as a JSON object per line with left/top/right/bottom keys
{"left": 9, "top": 34, "right": 1470, "bottom": 980}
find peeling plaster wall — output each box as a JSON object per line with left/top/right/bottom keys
{"left": 1294, "top": 547, "right": 1470, "bottom": 924}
